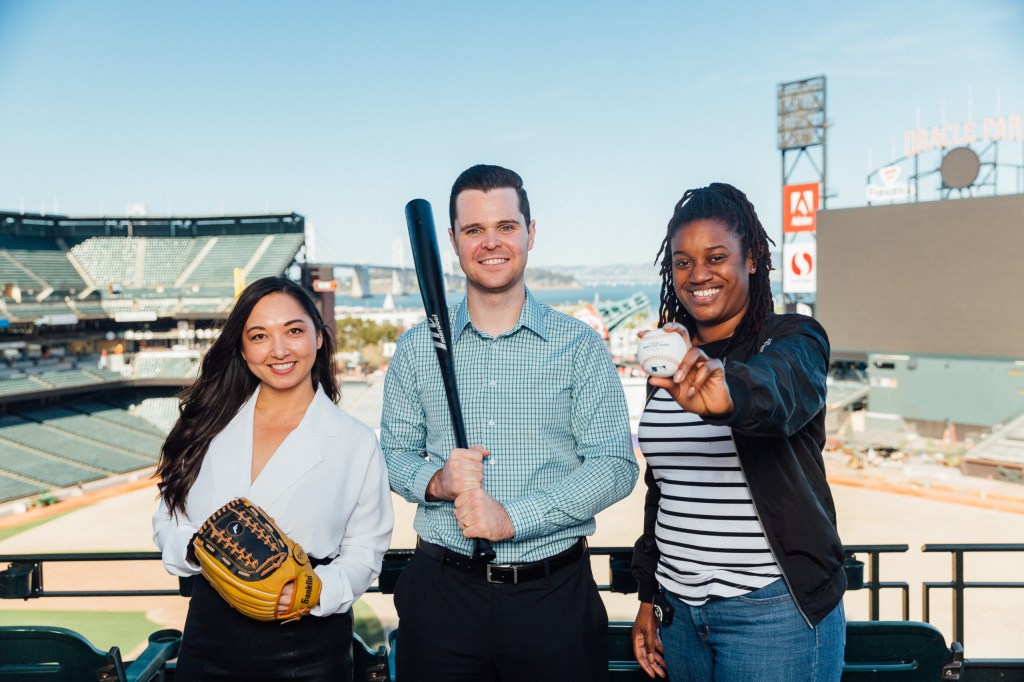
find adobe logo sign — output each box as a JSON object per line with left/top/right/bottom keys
{"left": 782, "top": 242, "right": 816, "bottom": 294}
{"left": 783, "top": 182, "right": 819, "bottom": 233}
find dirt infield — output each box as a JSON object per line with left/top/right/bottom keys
{"left": 2, "top": 462, "right": 1023, "bottom": 658}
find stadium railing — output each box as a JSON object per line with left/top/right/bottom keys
{"left": 3, "top": 544, "right": 1023, "bottom": 680}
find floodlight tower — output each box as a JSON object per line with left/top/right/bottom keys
{"left": 777, "top": 75, "right": 827, "bottom": 313}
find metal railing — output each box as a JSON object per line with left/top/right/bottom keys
{"left": 3, "top": 542, "right": 1023, "bottom": 650}
{"left": 843, "top": 544, "right": 911, "bottom": 620}
{"left": 922, "top": 543, "right": 1024, "bottom": 648}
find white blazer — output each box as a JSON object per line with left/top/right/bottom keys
{"left": 152, "top": 385, "right": 394, "bottom": 617}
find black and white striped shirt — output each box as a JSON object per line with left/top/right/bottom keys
{"left": 638, "top": 388, "right": 781, "bottom": 605}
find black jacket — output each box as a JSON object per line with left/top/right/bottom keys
{"left": 631, "top": 313, "right": 847, "bottom": 627}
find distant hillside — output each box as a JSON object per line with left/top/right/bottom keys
{"left": 549, "top": 263, "right": 661, "bottom": 286}
{"left": 525, "top": 268, "right": 578, "bottom": 288}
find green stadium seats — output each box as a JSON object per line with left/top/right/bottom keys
{"left": 0, "top": 471, "right": 46, "bottom": 504}
{"left": 842, "top": 620, "right": 956, "bottom": 680}
{"left": 0, "top": 626, "right": 181, "bottom": 682}
{"left": 353, "top": 632, "right": 388, "bottom": 682}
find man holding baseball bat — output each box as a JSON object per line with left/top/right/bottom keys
{"left": 381, "top": 164, "right": 638, "bottom": 681}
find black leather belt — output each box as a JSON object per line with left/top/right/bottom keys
{"left": 416, "top": 537, "right": 587, "bottom": 585}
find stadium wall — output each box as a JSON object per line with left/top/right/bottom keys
{"left": 816, "top": 194, "right": 1024, "bottom": 359}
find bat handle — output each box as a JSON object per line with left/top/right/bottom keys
{"left": 473, "top": 539, "right": 497, "bottom": 563}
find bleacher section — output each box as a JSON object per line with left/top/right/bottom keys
{"left": 8, "top": 237, "right": 86, "bottom": 291}
{"left": 0, "top": 393, "right": 178, "bottom": 499}
{"left": 0, "top": 472, "right": 46, "bottom": 505}
{"left": 19, "top": 406, "right": 164, "bottom": 459}
{"left": 66, "top": 233, "right": 302, "bottom": 295}
{"left": 0, "top": 235, "right": 86, "bottom": 293}
{"left": 30, "top": 369, "right": 104, "bottom": 389}
{"left": 245, "top": 234, "right": 305, "bottom": 281}
{"left": 69, "top": 237, "right": 139, "bottom": 287}
{"left": 71, "top": 399, "right": 169, "bottom": 437}
{"left": 142, "top": 237, "right": 205, "bottom": 285}
{"left": 130, "top": 398, "right": 180, "bottom": 433}
{"left": 132, "top": 354, "right": 199, "bottom": 379}
{"left": 0, "top": 367, "right": 126, "bottom": 398}
{"left": 0, "top": 395, "right": 178, "bottom": 504}
{"left": 0, "top": 414, "right": 152, "bottom": 474}
{"left": 184, "top": 235, "right": 266, "bottom": 285}
{"left": 0, "top": 360, "right": 198, "bottom": 401}
{"left": 1, "top": 213, "right": 305, "bottom": 323}
{"left": 0, "top": 376, "right": 48, "bottom": 396}
{"left": 0, "top": 439, "right": 105, "bottom": 488}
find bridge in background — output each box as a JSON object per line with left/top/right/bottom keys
{"left": 326, "top": 263, "right": 465, "bottom": 298}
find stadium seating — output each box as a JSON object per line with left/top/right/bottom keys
{"left": 246, "top": 233, "right": 305, "bottom": 281}
{"left": 128, "top": 398, "right": 180, "bottom": 433}
{"left": 0, "top": 236, "right": 86, "bottom": 293}
{"left": 0, "top": 472, "right": 46, "bottom": 505}
{"left": 69, "top": 237, "right": 139, "bottom": 287}
{"left": 0, "top": 626, "right": 181, "bottom": 682}
{"left": 0, "top": 416, "right": 153, "bottom": 474}
{"left": 842, "top": 621, "right": 955, "bottom": 680}
{"left": 32, "top": 369, "right": 104, "bottom": 389}
{"left": 0, "top": 439, "right": 105, "bottom": 487}
{"left": 131, "top": 355, "right": 199, "bottom": 379}
{"left": 2, "top": 302, "right": 75, "bottom": 322}
{"left": 0, "top": 376, "right": 48, "bottom": 396}
{"left": 71, "top": 400, "right": 168, "bottom": 437}
{"left": 141, "top": 238, "right": 199, "bottom": 285}
{"left": 182, "top": 234, "right": 266, "bottom": 285}
{"left": 20, "top": 406, "right": 163, "bottom": 459}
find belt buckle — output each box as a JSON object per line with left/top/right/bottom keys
{"left": 486, "top": 564, "right": 517, "bottom": 584}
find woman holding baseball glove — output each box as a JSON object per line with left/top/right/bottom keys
{"left": 153, "top": 276, "right": 393, "bottom": 681}
{"left": 631, "top": 183, "right": 846, "bottom": 681}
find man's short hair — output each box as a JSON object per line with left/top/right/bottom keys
{"left": 449, "top": 164, "right": 531, "bottom": 228}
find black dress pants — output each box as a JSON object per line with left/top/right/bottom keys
{"left": 175, "top": 575, "right": 353, "bottom": 681}
{"left": 393, "top": 546, "right": 609, "bottom": 682}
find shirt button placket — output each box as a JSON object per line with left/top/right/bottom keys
{"left": 486, "top": 342, "right": 497, "bottom": 465}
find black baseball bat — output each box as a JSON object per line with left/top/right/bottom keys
{"left": 405, "top": 198, "right": 496, "bottom": 563}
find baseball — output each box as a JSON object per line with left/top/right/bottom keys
{"left": 636, "top": 328, "right": 689, "bottom": 378}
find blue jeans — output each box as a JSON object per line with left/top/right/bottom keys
{"left": 659, "top": 578, "right": 845, "bottom": 681}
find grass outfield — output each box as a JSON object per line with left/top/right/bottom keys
{"left": 0, "top": 603, "right": 385, "bottom": 652}
{"left": 0, "top": 610, "right": 158, "bottom": 653}
{"left": 0, "top": 512, "right": 70, "bottom": 543}
{"left": 1, "top": 505, "right": 387, "bottom": 649}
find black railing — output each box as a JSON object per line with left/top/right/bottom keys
{"left": 843, "top": 544, "right": 911, "bottom": 620}
{"left": 3, "top": 542, "right": 1023, "bottom": 648}
{"left": 921, "top": 543, "right": 1024, "bottom": 648}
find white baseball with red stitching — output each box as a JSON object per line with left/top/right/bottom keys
{"left": 636, "top": 328, "right": 688, "bottom": 378}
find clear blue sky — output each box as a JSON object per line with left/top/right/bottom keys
{"left": 1, "top": 1, "right": 1021, "bottom": 267}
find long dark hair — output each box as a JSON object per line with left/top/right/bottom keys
{"left": 156, "top": 276, "right": 338, "bottom": 516}
{"left": 655, "top": 182, "right": 776, "bottom": 358}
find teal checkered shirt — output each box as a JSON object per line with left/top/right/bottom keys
{"left": 381, "top": 289, "right": 638, "bottom": 563}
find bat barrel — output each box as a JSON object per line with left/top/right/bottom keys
{"left": 406, "top": 198, "right": 496, "bottom": 563}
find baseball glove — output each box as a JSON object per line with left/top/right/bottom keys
{"left": 192, "top": 497, "right": 322, "bottom": 623}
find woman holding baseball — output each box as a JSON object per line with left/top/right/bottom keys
{"left": 631, "top": 183, "right": 847, "bottom": 681}
{"left": 152, "top": 276, "right": 393, "bottom": 681}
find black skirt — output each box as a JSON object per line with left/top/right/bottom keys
{"left": 175, "top": 574, "right": 353, "bottom": 681}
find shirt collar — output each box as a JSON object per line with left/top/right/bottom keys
{"left": 453, "top": 288, "right": 549, "bottom": 342}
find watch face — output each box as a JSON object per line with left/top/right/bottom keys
{"left": 653, "top": 604, "right": 664, "bottom": 623}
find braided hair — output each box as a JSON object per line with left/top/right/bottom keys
{"left": 654, "top": 182, "right": 776, "bottom": 358}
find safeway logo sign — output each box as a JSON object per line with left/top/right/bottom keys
{"left": 782, "top": 242, "right": 816, "bottom": 294}
{"left": 783, "top": 182, "right": 819, "bottom": 234}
